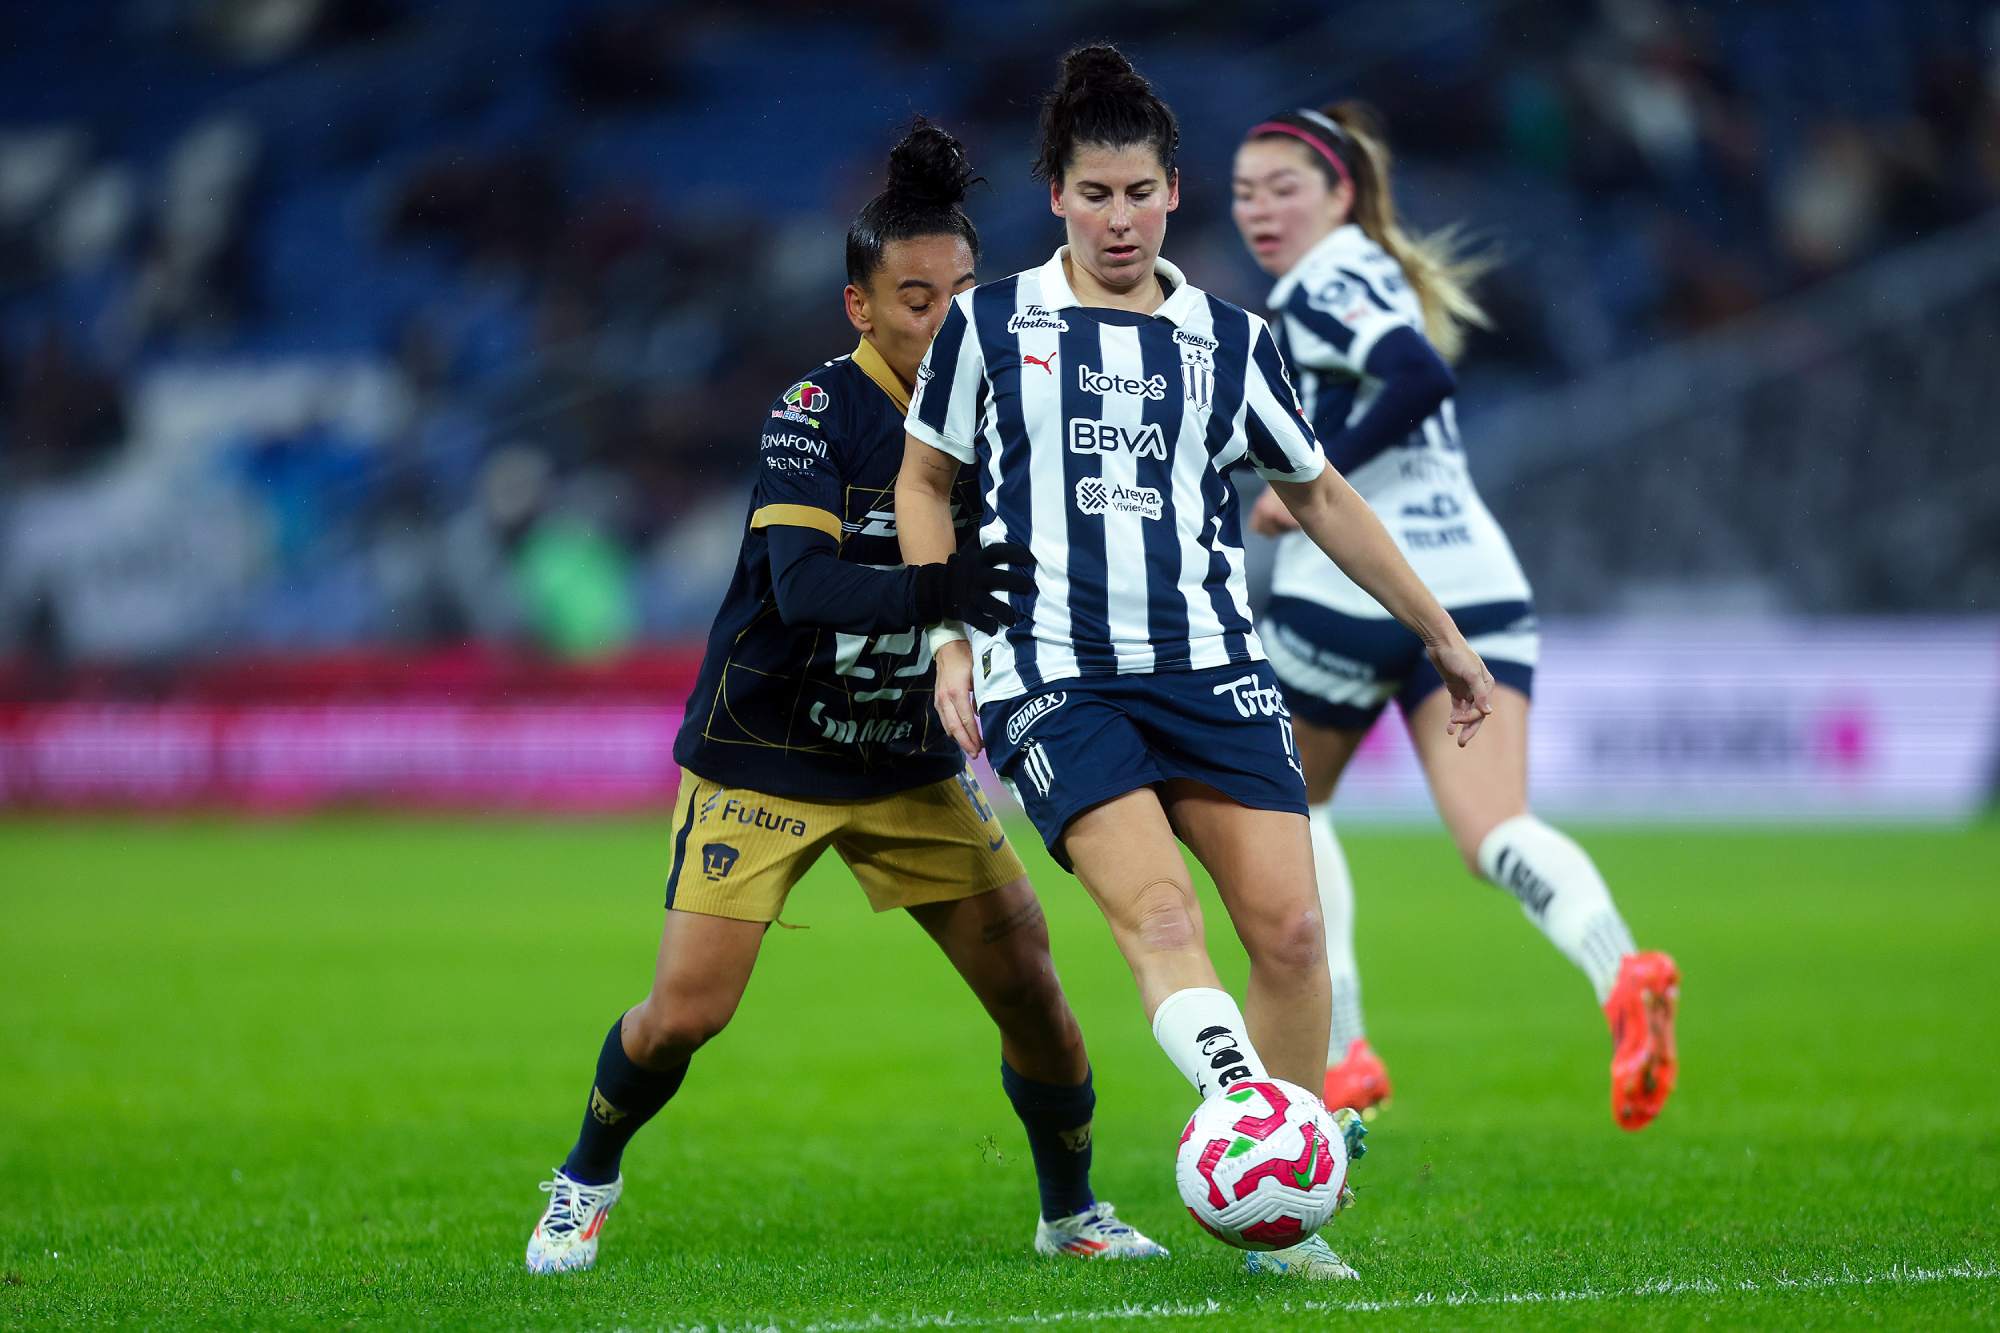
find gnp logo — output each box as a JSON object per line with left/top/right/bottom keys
{"left": 1075, "top": 477, "right": 1163, "bottom": 521}
{"left": 1068, "top": 418, "right": 1167, "bottom": 459}
{"left": 1006, "top": 691, "right": 1068, "bottom": 744}
{"left": 785, "top": 380, "right": 830, "bottom": 414}
{"left": 1078, "top": 363, "right": 1167, "bottom": 400}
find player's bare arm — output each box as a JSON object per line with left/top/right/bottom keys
{"left": 897, "top": 438, "right": 984, "bottom": 755}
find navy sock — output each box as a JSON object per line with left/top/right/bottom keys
{"left": 561, "top": 1017, "right": 689, "bottom": 1186}
{"left": 1001, "top": 1061, "right": 1096, "bottom": 1221}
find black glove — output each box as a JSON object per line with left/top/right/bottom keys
{"left": 911, "top": 541, "right": 1034, "bottom": 634}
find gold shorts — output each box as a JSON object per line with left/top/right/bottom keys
{"left": 664, "top": 767, "right": 1026, "bottom": 923}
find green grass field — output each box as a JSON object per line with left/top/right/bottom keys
{"left": 2, "top": 816, "right": 1996, "bottom": 1329}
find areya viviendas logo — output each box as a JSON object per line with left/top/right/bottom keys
{"left": 1075, "top": 477, "right": 1163, "bottom": 521}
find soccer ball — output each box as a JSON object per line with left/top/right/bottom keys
{"left": 1175, "top": 1078, "right": 1347, "bottom": 1250}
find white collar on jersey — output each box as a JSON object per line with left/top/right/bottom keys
{"left": 1265, "top": 222, "right": 1367, "bottom": 309}
{"left": 1036, "top": 245, "right": 1206, "bottom": 325}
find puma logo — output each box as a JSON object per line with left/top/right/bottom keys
{"left": 1022, "top": 353, "right": 1056, "bottom": 375}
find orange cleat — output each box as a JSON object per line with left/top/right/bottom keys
{"left": 1322, "top": 1038, "right": 1392, "bottom": 1120}
{"left": 1604, "top": 951, "right": 1679, "bottom": 1131}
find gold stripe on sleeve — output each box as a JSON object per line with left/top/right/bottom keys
{"left": 750, "top": 503, "right": 842, "bottom": 539}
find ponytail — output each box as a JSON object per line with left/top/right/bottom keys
{"left": 1325, "top": 102, "right": 1491, "bottom": 361}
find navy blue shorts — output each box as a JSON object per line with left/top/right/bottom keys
{"left": 1259, "top": 596, "right": 1538, "bottom": 731}
{"left": 980, "top": 662, "right": 1309, "bottom": 868}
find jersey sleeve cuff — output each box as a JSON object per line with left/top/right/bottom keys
{"left": 905, "top": 416, "right": 974, "bottom": 464}
{"left": 749, "top": 503, "right": 842, "bottom": 539}
{"left": 1345, "top": 317, "right": 1412, "bottom": 374}
{"left": 1253, "top": 451, "right": 1327, "bottom": 484}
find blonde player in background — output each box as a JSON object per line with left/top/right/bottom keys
{"left": 1230, "top": 102, "right": 1678, "bottom": 1130}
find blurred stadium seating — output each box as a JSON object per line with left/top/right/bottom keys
{"left": 0, "top": 0, "right": 1994, "bottom": 813}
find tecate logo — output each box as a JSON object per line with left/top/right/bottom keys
{"left": 1006, "top": 691, "right": 1067, "bottom": 744}
{"left": 1075, "top": 477, "right": 1163, "bottom": 520}
{"left": 1212, "top": 673, "right": 1290, "bottom": 718}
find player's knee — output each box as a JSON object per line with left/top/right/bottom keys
{"left": 982, "top": 948, "right": 1066, "bottom": 1021}
{"left": 1127, "top": 876, "right": 1201, "bottom": 956}
{"left": 625, "top": 998, "right": 733, "bottom": 1065}
{"left": 1247, "top": 898, "right": 1325, "bottom": 975}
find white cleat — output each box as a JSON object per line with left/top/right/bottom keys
{"left": 1244, "top": 1231, "right": 1359, "bottom": 1280}
{"left": 525, "top": 1169, "right": 622, "bottom": 1273}
{"left": 1033, "top": 1201, "right": 1170, "bottom": 1259}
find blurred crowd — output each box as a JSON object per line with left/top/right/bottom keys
{"left": 1, "top": 0, "right": 1996, "bottom": 669}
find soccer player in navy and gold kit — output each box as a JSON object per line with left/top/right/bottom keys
{"left": 525, "top": 121, "right": 1166, "bottom": 1273}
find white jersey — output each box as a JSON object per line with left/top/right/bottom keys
{"left": 1266, "top": 224, "right": 1530, "bottom": 618}
{"left": 907, "top": 246, "right": 1326, "bottom": 706}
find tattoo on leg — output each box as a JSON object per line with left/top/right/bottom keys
{"left": 981, "top": 898, "right": 1047, "bottom": 944}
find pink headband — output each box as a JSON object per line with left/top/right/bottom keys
{"left": 1247, "top": 120, "right": 1353, "bottom": 195}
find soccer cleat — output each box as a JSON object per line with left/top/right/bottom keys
{"left": 1604, "top": 950, "right": 1680, "bottom": 1131}
{"left": 1243, "top": 1231, "right": 1359, "bottom": 1280}
{"left": 1328, "top": 1105, "right": 1367, "bottom": 1213}
{"left": 1330, "top": 1105, "right": 1369, "bottom": 1162}
{"left": 1033, "top": 1201, "right": 1169, "bottom": 1259}
{"left": 525, "top": 1169, "right": 622, "bottom": 1273}
{"left": 1322, "top": 1038, "right": 1392, "bottom": 1119}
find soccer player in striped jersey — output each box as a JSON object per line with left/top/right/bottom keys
{"left": 524, "top": 122, "right": 1166, "bottom": 1274}
{"left": 896, "top": 46, "right": 1495, "bottom": 1281}
{"left": 1230, "top": 103, "right": 1679, "bottom": 1130}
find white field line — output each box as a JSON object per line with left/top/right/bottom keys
{"left": 640, "top": 1258, "right": 2000, "bottom": 1333}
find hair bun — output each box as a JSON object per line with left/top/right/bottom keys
{"left": 1032, "top": 43, "right": 1178, "bottom": 184}
{"left": 884, "top": 117, "right": 978, "bottom": 210}
{"left": 1059, "top": 44, "right": 1147, "bottom": 99}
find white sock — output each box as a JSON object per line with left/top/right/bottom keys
{"left": 1150, "top": 987, "right": 1269, "bottom": 1098}
{"left": 1477, "top": 814, "right": 1637, "bottom": 1003}
{"left": 1308, "top": 800, "right": 1367, "bottom": 1064}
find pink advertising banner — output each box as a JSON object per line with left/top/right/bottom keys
{"left": 1, "top": 620, "right": 1994, "bottom": 820}
{"left": 0, "top": 704, "right": 686, "bottom": 812}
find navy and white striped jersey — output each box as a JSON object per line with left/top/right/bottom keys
{"left": 906, "top": 246, "right": 1325, "bottom": 706}
{"left": 1267, "top": 224, "right": 1530, "bottom": 618}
